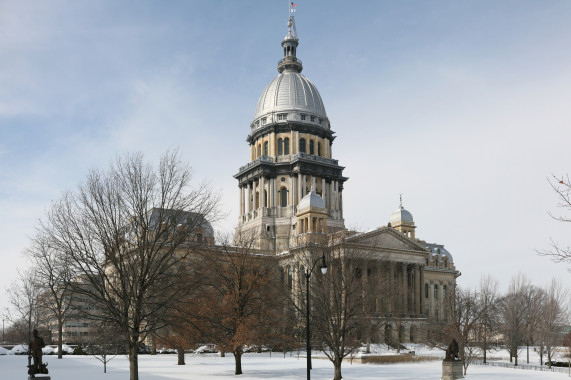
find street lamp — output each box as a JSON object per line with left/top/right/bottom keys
{"left": 304, "top": 254, "right": 327, "bottom": 380}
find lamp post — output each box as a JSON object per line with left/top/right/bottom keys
{"left": 304, "top": 254, "right": 327, "bottom": 380}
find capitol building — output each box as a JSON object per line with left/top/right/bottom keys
{"left": 234, "top": 15, "right": 460, "bottom": 343}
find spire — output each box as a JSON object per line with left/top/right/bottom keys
{"left": 278, "top": 16, "right": 303, "bottom": 73}
{"left": 399, "top": 193, "right": 403, "bottom": 209}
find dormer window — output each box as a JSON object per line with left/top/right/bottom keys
{"left": 277, "top": 113, "right": 287, "bottom": 121}
{"left": 301, "top": 114, "right": 306, "bottom": 121}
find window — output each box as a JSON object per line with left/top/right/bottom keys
{"left": 257, "top": 144, "right": 261, "bottom": 157}
{"left": 309, "top": 140, "right": 314, "bottom": 155}
{"left": 196, "top": 233, "right": 203, "bottom": 244}
{"left": 287, "top": 267, "right": 292, "bottom": 290}
{"left": 280, "top": 187, "right": 288, "bottom": 207}
{"left": 310, "top": 116, "right": 315, "bottom": 122}
{"left": 277, "top": 113, "right": 287, "bottom": 121}
{"left": 317, "top": 142, "right": 321, "bottom": 156}
{"left": 264, "top": 141, "right": 268, "bottom": 156}
{"left": 443, "top": 285, "right": 447, "bottom": 298}
{"left": 299, "top": 138, "right": 306, "bottom": 153}
{"left": 255, "top": 120, "right": 259, "bottom": 128}
{"left": 425, "top": 283, "right": 429, "bottom": 298}
{"left": 434, "top": 284, "right": 438, "bottom": 300}
{"left": 284, "top": 138, "right": 290, "bottom": 154}
{"left": 301, "top": 114, "right": 306, "bottom": 121}
{"left": 261, "top": 117, "right": 267, "bottom": 125}
{"left": 264, "top": 190, "right": 268, "bottom": 207}
{"left": 278, "top": 138, "right": 283, "bottom": 155}
{"left": 319, "top": 118, "right": 323, "bottom": 124}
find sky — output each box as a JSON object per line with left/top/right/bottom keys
{"left": 1, "top": 0, "right": 570, "bottom": 316}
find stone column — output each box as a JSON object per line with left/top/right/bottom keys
{"left": 420, "top": 266, "right": 425, "bottom": 316}
{"left": 260, "top": 176, "right": 265, "bottom": 209}
{"left": 401, "top": 263, "right": 408, "bottom": 314}
{"left": 247, "top": 183, "right": 252, "bottom": 213}
{"left": 239, "top": 186, "right": 244, "bottom": 216}
{"left": 414, "top": 265, "right": 420, "bottom": 315}
{"left": 321, "top": 178, "right": 326, "bottom": 206}
{"left": 389, "top": 262, "right": 395, "bottom": 313}
{"left": 297, "top": 174, "right": 302, "bottom": 204}
{"left": 339, "top": 189, "right": 343, "bottom": 219}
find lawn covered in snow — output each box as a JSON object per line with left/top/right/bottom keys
{"left": 1, "top": 351, "right": 569, "bottom": 380}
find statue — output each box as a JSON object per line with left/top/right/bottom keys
{"left": 28, "top": 329, "right": 49, "bottom": 377}
{"left": 444, "top": 338, "right": 459, "bottom": 361}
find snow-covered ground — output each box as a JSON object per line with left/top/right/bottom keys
{"left": 0, "top": 351, "right": 569, "bottom": 380}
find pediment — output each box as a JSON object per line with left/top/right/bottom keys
{"left": 346, "top": 226, "right": 427, "bottom": 253}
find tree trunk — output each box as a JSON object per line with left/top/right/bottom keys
{"left": 128, "top": 341, "right": 139, "bottom": 380}
{"left": 514, "top": 352, "right": 518, "bottom": 367}
{"left": 58, "top": 318, "right": 63, "bottom": 359}
{"left": 177, "top": 347, "right": 185, "bottom": 365}
{"left": 233, "top": 349, "right": 243, "bottom": 375}
{"left": 104, "top": 358, "right": 107, "bottom": 373}
{"left": 333, "top": 356, "right": 343, "bottom": 380}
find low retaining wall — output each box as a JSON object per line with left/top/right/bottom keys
{"left": 351, "top": 353, "right": 442, "bottom": 364}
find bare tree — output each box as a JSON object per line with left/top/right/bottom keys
{"left": 39, "top": 150, "right": 220, "bottom": 380}
{"left": 538, "top": 279, "right": 568, "bottom": 368}
{"left": 308, "top": 240, "right": 383, "bottom": 380}
{"left": 86, "top": 322, "right": 124, "bottom": 373}
{"left": 26, "top": 232, "right": 73, "bottom": 359}
{"left": 499, "top": 274, "right": 542, "bottom": 366}
{"left": 538, "top": 174, "right": 571, "bottom": 269}
{"left": 477, "top": 275, "right": 500, "bottom": 364}
{"left": 196, "top": 232, "right": 280, "bottom": 375}
{"left": 7, "top": 269, "right": 41, "bottom": 369}
{"left": 438, "top": 285, "right": 488, "bottom": 375}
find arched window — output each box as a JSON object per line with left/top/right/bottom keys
{"left": 309, "top": 140, "right": 314, "bottom": 155}
{"left": 284, "top": 138, "right": 290, "bottom": 154}
{"left": 443, "top": 285, "right": 447, "bottom": 298}
{"left": 264, "top": 141, "right": 268, "bottom": 156}
{"left": 257, "top": 144, "right": 261, "bottom": 157}
{"left": 318, "top": 142, "right": 321, "bottom": 156}
{"left": 264, "top": 190, "right": 268, "bottom": 207}
{"left": 434, "top": 284, "right": 438, "bottom": 300}
{"left": 299, "top": 138, "right": 306, "bottom": 153}
{"left": 287, "top": 266, "right": 292, "bottom": 290}
{"left": 424, "top": 283, "right": 429, "bottom": 298}
{"left": 280, "top": 187, "right": 288, "bottom": 207}
{"left": 278, "top": 138, "right": 283, "bottom": 155}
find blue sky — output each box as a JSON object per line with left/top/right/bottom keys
{"left": 1, "top": 1, "right": 570, "bottom": 313}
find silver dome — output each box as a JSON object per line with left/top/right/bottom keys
{"left": 426, "top": 244, "right": 454, "bottom": 263}
{"left": 253, "top": 71, "right": 327, "bottom": 124}
{"left": 389, "top": 206, "right": 414, "bottom": 225}
{"left": 298, "top": 190, "right": 325, "bottom": 210}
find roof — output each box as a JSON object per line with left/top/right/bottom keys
{"left": 425, "top": 243, "right": 454, "bottom": 263}
{"left": 148, "top": 208, "right": 214, "bottom": 237}
{"left": 253, "top": 71, "right": 327, "bottom": 124}
{"left": 297, "top": 190, "right": 325, "bottom": 210}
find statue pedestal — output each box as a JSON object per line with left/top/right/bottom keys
{"left": 442, "top": 360, "right": 464, "bottom": 380}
